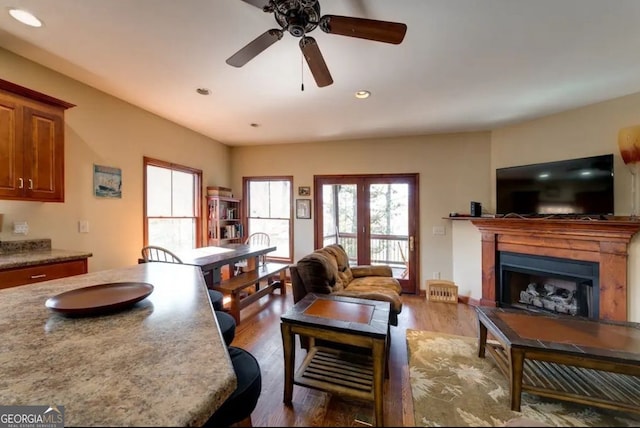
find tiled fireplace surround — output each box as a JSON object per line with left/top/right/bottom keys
{"left": 471, "top": 218, "right": 640, "bottom": 321}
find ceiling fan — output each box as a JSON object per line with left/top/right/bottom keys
{"left": 226, "top": 0, "right": 408, "bottom": 88}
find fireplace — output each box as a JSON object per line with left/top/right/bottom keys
{"left": 470, "top": 217, "right": 640, "bottom": 321}
{"left": 498, "top": 252, "right": 599, "bottom": 319}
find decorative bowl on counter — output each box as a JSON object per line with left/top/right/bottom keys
{"left": 45, "top": 282, "right": 154, "bottom": 317}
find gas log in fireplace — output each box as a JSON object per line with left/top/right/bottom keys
{"left": 498, "top": 252, "right": 599, "bottom": 319}
{"left": 471, "top": 217, "right": 640, "bottom": 322}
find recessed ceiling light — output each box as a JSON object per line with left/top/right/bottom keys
{"left": 8, "top": 9, "right": 42, "bottom": 27}
{"left": 355, "top": 90, "right": 371, "bottom": 99}
{"left": 196, "top": 88, "right": 211, "bottom": 95}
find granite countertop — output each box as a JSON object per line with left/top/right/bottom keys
{"left": 0, "top": 239, "right": 92, "bottom": 269}
{"left": 0, "top": 262, "right": 236, "bottom": 427}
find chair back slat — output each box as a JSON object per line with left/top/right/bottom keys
{"left": 141, "top": 245, "right": 183, "bottom": 264}
{"left": 244, "top": 232, "right": 270, "bottom": 246}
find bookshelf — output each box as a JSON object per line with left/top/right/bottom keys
{"left": 207, "top": 196, "right": 244, "bottom": 246}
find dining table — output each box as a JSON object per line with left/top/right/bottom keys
{"left": 0, "top": 262, "right": 236, "bottom": 427}
{"left": 175, "top": 243, "right": 277, "bottom": 287}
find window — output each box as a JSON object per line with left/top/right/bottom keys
{"left": 243, "top": 176, "right": 293, "bottom": 261}
{"left": 144, "top": 157, "right": 202, "bottom": 251}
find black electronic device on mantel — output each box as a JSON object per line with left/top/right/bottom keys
{"left": 495, "top": 154, "right": 614, "bottom": 216}
{"left": 470, "top": 201, "right": 482, "bottom": 217}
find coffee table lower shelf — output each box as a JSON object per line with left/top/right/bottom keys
{"left": 294, "top": 346, "right": 374, "bottom": 402}
{"left": 486, "top": 342, "right": 640, "bottom": 414}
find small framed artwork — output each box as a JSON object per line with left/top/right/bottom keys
{"left": 296, "top": 199, "right": 312, "bottom": 219}
{"left": 94, "top": 164, "right": 122, "bottom": 198}
{"left": 298, "top": 186, "right": 311, "bottom": 196}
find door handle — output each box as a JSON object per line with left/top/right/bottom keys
{"left": 28, "top": 179, "right": 33, "bottom": 190}
{"left": 409, "top": 236, "right": 414, "bottom": 251}
{"left": 18, "top": 178, "right": 23, "bottom": 189}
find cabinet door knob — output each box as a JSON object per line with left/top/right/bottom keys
{"left": 18, "top": 178, "right": 23, "bottom": 189}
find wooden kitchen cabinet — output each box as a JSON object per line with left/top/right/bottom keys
{"left": 0, "top": 259, "right": 88, "bottom": 290}
{"left": 0, "top": 78, "right": 75, "bottom": 202}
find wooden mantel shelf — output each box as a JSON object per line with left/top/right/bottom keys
{"left": 470, "top": 217, "right": 640, "bottom": 240}
{"left": 469, "top": 217, "right": 640, "bottom": 321}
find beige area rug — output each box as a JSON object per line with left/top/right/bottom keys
{"left": 406, "top": 329, "right": 640, "bottom": 427}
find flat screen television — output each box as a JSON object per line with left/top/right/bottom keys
{"left": 496, "top": 154, "right": 614, "bottom": 216}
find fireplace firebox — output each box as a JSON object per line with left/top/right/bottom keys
{"left": 498, "top": 252, "right": 599, "bottom": 319}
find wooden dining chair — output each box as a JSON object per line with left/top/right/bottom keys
{"left": 235, "top": 232, "right": 271, "bottom": 273}
{"left": 141, "top": 245, "right": 183, "bottom": 263}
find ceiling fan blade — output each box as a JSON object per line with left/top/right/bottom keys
{"left": 226, "top": 29, "right": 283, "bottom": 67}
{"left": 240, "top": 0, "right": 271, "bottom": 10}
{"left": 319, "top": 15, "right": 407, "bottom": 44}
{"left": 299, "top": 37, "right": 333, "bottom": 88}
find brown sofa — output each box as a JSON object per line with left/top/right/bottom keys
{"left": 289, "top": 244, "right": 402, "bottom": 325}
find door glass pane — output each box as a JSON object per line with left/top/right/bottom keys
{"left": 322, "top": 184, "right": 358, "bottom": 261}
{"left": 369, "top": 183, "right": 409, "bottom": 279}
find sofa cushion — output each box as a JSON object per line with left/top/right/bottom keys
{"left": 320, "top": 244, "right": 354, "bottom": 285}
{"left": 349, "top": 276, "right": 402, "bottom": 294}
{"left": 334, "top": 282, "right": 403, "bottom": 314}
{"left": 295, "top": 251, "right": 344, "bottom": 294}
{"left": 351, "top": 265, "right": 393, "bottom": 278}
{"left": 322, "top": 244, "right": 350, "bottom": 270}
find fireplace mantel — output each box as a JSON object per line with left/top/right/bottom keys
{"left": 470, "top": 217, "right": 640, "bottom": 321}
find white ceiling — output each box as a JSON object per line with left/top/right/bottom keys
{"left": 1, "top": 0, "right": 640, "bottom": 147}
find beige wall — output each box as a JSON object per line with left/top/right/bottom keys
{"left": 230, "top": 133, "right": 492, "bottom": 291}
{"left": 0, "top": 48, "right": 231, "bottom": 271}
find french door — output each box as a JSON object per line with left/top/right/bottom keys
{"left": 314, "top": 174, "right": 419, "bottom": 294}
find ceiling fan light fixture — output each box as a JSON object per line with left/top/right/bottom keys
{"left": 355, "top": 90, "right": 371, "bottom": 99}
{"left": 229, "top": 0, "right": 407, "bottom": 88}
{"left": 8, "top": 8, "right": 42, "bottom": 27}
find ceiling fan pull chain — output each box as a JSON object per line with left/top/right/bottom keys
{"left": 301, "top": 51, "right": 305, "bottom": 91}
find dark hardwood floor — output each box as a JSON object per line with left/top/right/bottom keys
{"left": 231, "top": 284, "right": 479, "bottom": 427}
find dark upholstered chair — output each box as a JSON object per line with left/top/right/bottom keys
{"left": 205, "top": 346, "right": 262, "bottom": 427}
{"left": 140, "top": 245, "right": 235, "bottom": 345}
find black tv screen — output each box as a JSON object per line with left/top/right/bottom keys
{"left": 496, "top": 154, "right": 614, "bottom": 216}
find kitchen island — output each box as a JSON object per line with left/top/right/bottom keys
{"left": 0, "top": 262, "right": 235, "bottom": 427}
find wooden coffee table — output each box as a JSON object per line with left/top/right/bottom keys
{"left": 281, "top": 293, "right": 390, "bottom": 427}
{"left": 476, "top": 306, "right": 640, "bottom": 414}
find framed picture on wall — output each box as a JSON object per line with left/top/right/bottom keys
{"left": 298, "top": 186, "right": 311, "bottom": 196}
{"left": 296, "top": 199, "right": 312, "bottom": 219}
{"left": 93, "top": 164, "right": 122, "bottom": 198}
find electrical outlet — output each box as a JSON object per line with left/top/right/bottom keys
{"left": 432, "top": 225, "right": 446, "bottom": 235}
{"left": 433, "top": 271, "right": 441, "bottom": 279}
{"left": 13, "top": 221, "right": 28, "bottom": 235}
